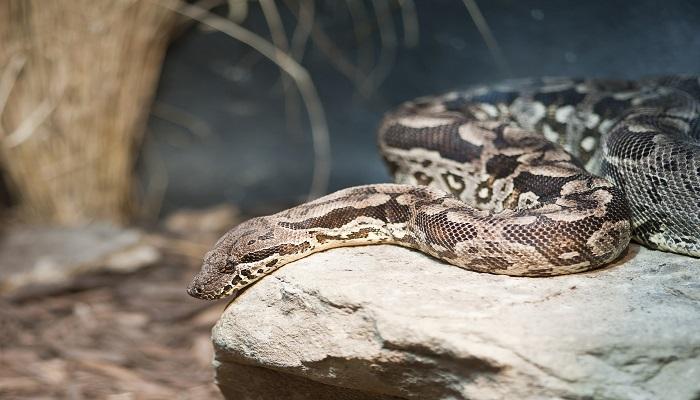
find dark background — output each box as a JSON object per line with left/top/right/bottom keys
{"left": 146, "top": 0, "right": 700, "bottom": 216}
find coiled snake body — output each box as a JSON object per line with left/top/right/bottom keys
{"left": 189, "top": 76, "right": 700, "bottom": 300}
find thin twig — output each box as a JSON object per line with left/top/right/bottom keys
{"left": 360, "top": 0, "right": 397, "bottom": 94}
{"left": 162, "top": 0, "right": 331, "bottom": 200}
{"left": 4, "top": 99, "right": 55, "bottom": 148}
{"left": 151, "top": 101, "right": 213, "bottom": 140}
{"left": 259, "top": 0, "right": 291, "bottom": 63}
{"left": 226, "top": 0, "right": 248, "bottom": 23}
{"left": 170, "top": 0, "right": 225, "bottom": 37}
{"left": 283, "top": 0, "right": 371, "bottom": 98}
{"left": 286, "top": 0, "right": 315, "bottom": 137}
{"left": 461, "top": 0, "right": 511, "bottom": 76}
{"left": 289, "top": 0, "right": 315, "bottom": 62}
{"left": 0, "top": 55, "right": 27, "bottom": 135}
{"left": 397, "top": 0, "right": 419, "bottom": 48}
{"left": 259, "top": 0, "right": 301, "bottom": 132}
{"left": 311, "top": 23, "right": 371, "bottom": 97}
{"left": 346, "top": 0, "right": 376, "bottom": 76}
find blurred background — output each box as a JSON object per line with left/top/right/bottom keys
{"left": 0, "top": 0, "right": 698, "bottom": 398}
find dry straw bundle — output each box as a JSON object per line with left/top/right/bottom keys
{"left": 0, "top": 0, "right": 178, "bottom": 225}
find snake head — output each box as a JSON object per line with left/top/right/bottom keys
{"left": 187, "top": 216, "right": 293, "bottom": 300}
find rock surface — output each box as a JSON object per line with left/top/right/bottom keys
{"left": 0, "top": 224, "right": 160, "bottom": 295}
{"left": 212, "top": 244, "right": 700, "bottom": 400}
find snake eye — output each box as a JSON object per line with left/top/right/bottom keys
{"left": 223, "top": 257, "right": 238, "bottom": 272}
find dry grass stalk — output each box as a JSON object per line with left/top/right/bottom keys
{"left": 398, "top": 0, "right": 419, "bottom": 48}
{"left": 259, "top": 0, "right": 299, "bottom": 129}
{"left": 282, "top": 0, "right": 370, "bottom": 99}
{"left": 289, "top": 0, "right": 315, "bottom": 62}
{"left": 0, "top": 0, "right": 179, "bottom": 225}
{"left": 359, "top": 0, "right": 398, "bottom": 95}
{"left": 165, "top": 0, "right": 332, "bottom": 201}
{"left": 461, "top": 0, "right": 511, "bottom": 76}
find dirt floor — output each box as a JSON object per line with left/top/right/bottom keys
{"left": 0, "top": 221, "right": 233, "bottom": 399}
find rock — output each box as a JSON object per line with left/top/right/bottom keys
{"left": 212, "top": 244, "right": 700, "bottom": 400}
{"left": 0, "top": 223, "right": 160, "bottom": 295}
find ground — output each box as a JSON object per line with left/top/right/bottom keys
{"left": 0, "top": 224, "right": 229, "bottom": 399}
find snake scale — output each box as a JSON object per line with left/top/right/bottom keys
{"left": 188, "top": 76, "right": 700, "bottom": 300}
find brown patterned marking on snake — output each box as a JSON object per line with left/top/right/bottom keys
{"left": 314, "top": 232, "right": 335, "bottom": 244}
{"left": 413, "top": 171, "right": 433, "bottom": 186}
{"left": 462, "top": 255, "right": 514, "bottom": 272}
{"left": 475, "top": 180, "right": 494, "bottom": 206}
{"left": 238, "top": 242, "right": 312, "bottom": 264}
{"left": 485, "top": 154, "right": 521, "bottom": 179}
{"left": 257, "top": 231, "right": 274, "bottom": 241}
{"left": 315, "top": 227, "right": 382, "bottom": 244}
{"left": 415, "top": 209, "right": 478, "bottom": 248}
{"left": 281, "top": 205, "right": 384, "bottom": 230}
{"left": 511, "top": 172, "right": 579, "bottom": 199}
{"left": 278, "top": 242, "right": 313, "bottom": 256}
{"left": 441, "top": 172, "right": 466, "bottom": 197}
{"left": 502, "top": 187, "right": 525, "bottom": 210}
{"left": 381, "top": 121, "right": 484, "bottom": 163}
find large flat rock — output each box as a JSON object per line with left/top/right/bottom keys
{"left": 212, "top": 244, "right": 700, "bottom": 400}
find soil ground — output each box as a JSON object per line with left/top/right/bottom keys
{"left": 0, "top": 223, "right": 230, "bottom": 399}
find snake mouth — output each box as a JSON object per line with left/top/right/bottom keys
{"left": 186, "top": 275, "right": 212, "bottom": 300}
{"left": 187, "top": 264, "right": 228, "bottom": 300}
{"left": 187, "top": 284, "right": 205, "bottom": 299}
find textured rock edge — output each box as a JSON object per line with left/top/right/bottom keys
{"left": 212, "top": 244, "right": 700, "bottom": 400}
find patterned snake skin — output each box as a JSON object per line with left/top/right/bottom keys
{"left": 188, "top": 76, "right": 700, "bottom": 300}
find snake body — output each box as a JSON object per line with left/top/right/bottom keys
{"left": 189, "top": 76, "right": 700, "bottom": 300}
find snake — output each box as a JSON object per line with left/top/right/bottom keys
{"left": 188, "top": 76, "right": 700, "bottom": 300}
